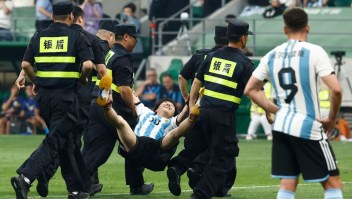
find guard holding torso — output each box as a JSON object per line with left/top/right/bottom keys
{"left": 105, "top": 24, "right": 155, "bottom": 194}
{"left": 11, "top": 1, "right": 94, "bottom": 198}
{"left": 106, "top": 25, "right": 137, "bottom": 126}
{"left": 80, "top": 21, "right": 119, "bottom": 194}
{"left": 188, "top": 20, "right": 255, "bottom": 199}
{"left": 168, "top": 26, "right": 236, "bottom": 197}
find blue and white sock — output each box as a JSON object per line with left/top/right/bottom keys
{"left": 277, "top": 189, "right": 295, "bottom": 199}
{"left": 324, "top": 188, "right": 343, "bottom": 199}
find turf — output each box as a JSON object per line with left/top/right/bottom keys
{"left": 0, "top": 135, "right": 351, "bottom": 199}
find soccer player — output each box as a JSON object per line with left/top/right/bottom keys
{"left": 244, "top": 8, "right": 343, "bottom": 199}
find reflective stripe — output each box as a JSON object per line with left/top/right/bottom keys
{"left": 111, "top": 83, "right": 120, "bottom": 93}
{"left": 37, "top": 71, "right": 80, "bottom": 78}
{"left": 204, "top": 74, "right": 237, "bottom": 89}
{"left": 203, "top": 89, "right": 241, "bottom": 104}
{"left": 92, "top": 76, "right": 98, "bottom": 82}
{"left": 319, "top": 89, "right": 330, "bottom": 109}
{"left": 35, "top": 56, "right": 76, "bottom": 63}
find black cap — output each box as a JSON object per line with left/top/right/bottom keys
{"left": 115, "top": 24, "right": 139, "bottom": 38}
{"left": 227, "top": 19, "right": 253, "bottom": 37}
{"left": 52, "top": 1, "right": 73, "bottom": 16}
{"left": 99, "top": 21, "right": 118, "bottom": 33}
{"left": 214, "top": 26, "right": 227, "bottom": 40}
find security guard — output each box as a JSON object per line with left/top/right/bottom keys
{"left": 171, "top": 26, "right": 236, "bottom": 197}
{"left": 18, "top": 5, "right": 111, "bottom": 197}
{"left": 105, "top": 23, "right": 154, "bottom": 195}
{"left": 173, "top": 20, "right": 254, "bottom": 199}
{"left": 11, "top": 1, "right": 94, "bottom": 199}
{"left": 81, "top": 21, "right": 118, "bottom": 195}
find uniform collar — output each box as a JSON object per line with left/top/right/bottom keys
{"left": 114, "top": 43, "right": 128, "bottom": 52}
{"left": 49, "top": 22, "right": 70, "bottom": 28}
{"left": 71, "top": 24, "right": 83, "bottom": 31}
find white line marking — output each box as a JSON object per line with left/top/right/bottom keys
{"left": 8, "top": 181, "right": 350, "bottom": 199}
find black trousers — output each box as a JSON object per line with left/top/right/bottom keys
{"left": 17, "top": 98, "right": 92, "bottom": 192}
{"left": 192, "top": 108, "right": 239, "bottom": 199}
{"left": 191, "top": 148, "right": 237, "bottom": 194}
{"left": 18, "top": 89, "right": 91, "bottom": 192}
{"left": 82, "top": 99, "right": 145, "bottom": 187}
{"left": 168, "top": 118, "right": 208, "bottom": 175}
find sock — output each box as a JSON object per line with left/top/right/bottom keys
{"left": 324, "top": 188, "right": 343, "bottom": 199}
{"left": 277, "top": 189, "right": 295, "bottom": 199}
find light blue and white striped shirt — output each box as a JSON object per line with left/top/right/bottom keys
{"left": 253, "top": 40, "right": 334, "bottom": 140}
{"left": 134, "top": 103, "right": 178, "bottom": 140}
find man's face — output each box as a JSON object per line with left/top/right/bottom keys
{"left": 125, "top": 34, "right": 137, "bottom": 52}
{"left": 162, "top": 76, "right": 173, "bottom": 90}
{"left": 123, "top": 7, "right": 133, "bottom": 16}
{"left": 240, "top": 35, "right": 248, "bottom": 48}
{"left": 108, "top": 32, "right": 115, "bottom": 48}
{"left": 146, "top": 71, "right": 157, "bottom": 83}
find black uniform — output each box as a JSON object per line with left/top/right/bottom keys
{"left": 180, "top": 48, "right": 213, "bottom": 81}
{"left": 16, "top": 24, "right": 106, "bottom": 192}
{"left": 176, "top": 46, "right": 237, "bottom": 195}
{"left": 105, "top": 43, "right": 147, "bottom": 188}
{"left": 190, "top": 21, "right": 254, "bottom": 199}
{"left": 71, "top": 24, "right": 105, "bottom": 143}
{"left": 81, "top": 38, "right": 114, "bottom": 184}
{"left": 14, "top": 19, "right": 93, "bottom": 194}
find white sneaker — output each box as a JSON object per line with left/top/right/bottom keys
{"left": 267, "top": 134, "right": 273, "bottom": 141}
{"left": 246, "top": 135, "right": 254, "bottom": 140}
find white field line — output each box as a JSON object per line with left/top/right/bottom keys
{"left": 3, "top": 181, "right": 350, "bottom": 199}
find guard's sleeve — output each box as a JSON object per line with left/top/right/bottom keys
{"left": 114, "top": 57, "right": 134, "bottom": 86}
{"left": 22, "top": 35, "right": 36, "bottom": 65}
{"left": 76, "top": 32, "right": 94, "bottom": 62}
{"left": 252, "top": 53, "right": 270, "bottom": 82}
{"left": 242, "top": 60, "right": 255, "bottom": 85}
{"left": 91, "top": 36, "right": 105, "bottom": 65}
{"left": 195, "top": 55, "right": 210, "bottom": 82}
{"left": 314, "top": 46, "right": 334, "bottom": 77}
{"left": 180, "top": 55, "right": 197, "bottom": 80}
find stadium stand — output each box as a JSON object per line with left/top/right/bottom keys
{"left": 193, "top": 8, "right": 352, "bottom": 58}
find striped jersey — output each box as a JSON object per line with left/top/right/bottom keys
{"left": 134, "top": 103, "right": 178, "bottom": 140}
{"left": 253, "top": 39, "right": 334, "bottom": 140}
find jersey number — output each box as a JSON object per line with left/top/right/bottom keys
{"left": 149, "top": 117, "right": 161, "bottom": 125}
{"left": 278, "top": 68, "right": 298, "bottom": 103}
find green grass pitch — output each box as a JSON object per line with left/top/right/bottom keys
{"left": 0, "top": 135, "right": 351, "bottom": 199}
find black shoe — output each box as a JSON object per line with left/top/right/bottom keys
{"left": 167, "top": 167, "right": 181, "bottom": 196}
{"left": 89, "top": 183, "right": 103, "bottom": 196}
{"left": 187, "top": 168, "right": 201, "bottom": 189}
{"left": 130, "top": 183, "right": 154, "bottom": 195}
{"left": 11, "top": 175, "right": 30, "bottom": 199}
{"left": 214, "top": 192, "right": 231, "bottom": 197}
{"left": 190, "top": 193, "right": 201, "bottom": 199}
{"left": 68, "top": 191, "right": 90, "bottom": 199}
{"left": 37, "top": 172, "right": 49, "bottom": 197}
{"left": 90, "top": 171, "right": 99, "bottom": 184}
